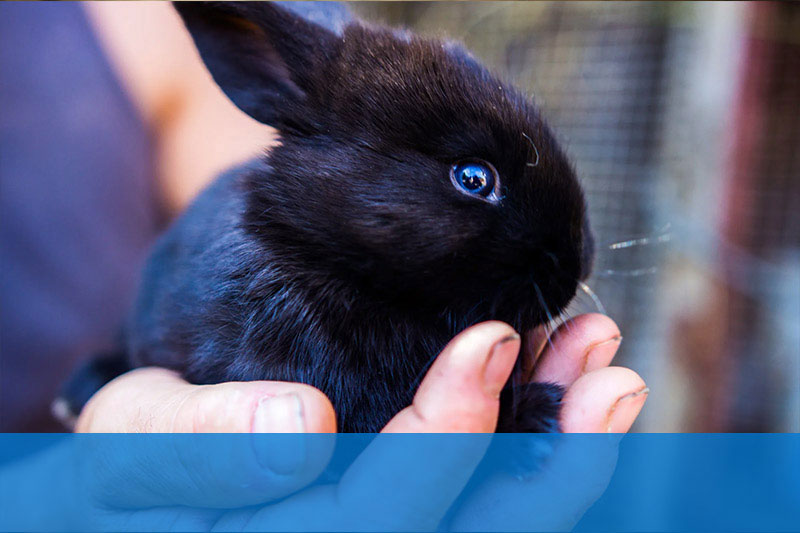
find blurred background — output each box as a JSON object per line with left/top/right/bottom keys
{"left": 1, "top": 2, "right": 798, "bottom": 432}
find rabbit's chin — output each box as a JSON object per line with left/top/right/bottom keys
{"left": 448, "top": 279, "right": 578, "bottom": 331}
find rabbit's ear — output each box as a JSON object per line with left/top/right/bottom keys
{"left": 174, "top": 1, "right": 338, "bottom": 127}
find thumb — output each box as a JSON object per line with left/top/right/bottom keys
{"left": 75, "top": 368, "right": 336, "bottom": 508}
{"left": 76, "top": 367, "right": 336, "bottom": 433}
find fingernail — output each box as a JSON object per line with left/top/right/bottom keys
{"left": 253, "top": 393, "right": 306, "bottom": 433}
{"left": 606, "top": 386, "right": 649, "bottom": 433}
{"left": 484, "top": 333, "right": 521, "bottom": 398}
{"left": 252, "top": 393, "right": 307, "bottom": 475}
{"left": 582, "top": 335, "right": 623, "bottom": 374}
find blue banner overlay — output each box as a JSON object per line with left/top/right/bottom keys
{"left": 0, "top": 433, "right": 797, "bottom": 531}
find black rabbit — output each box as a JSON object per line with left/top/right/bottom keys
{"left": 62, "top": 1, "right": 593, "bottom": 434}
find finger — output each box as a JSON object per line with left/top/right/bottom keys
{"left": 339, "top": 322, "right": 520, "bottom": 529}
{"left": 417, "top": 364, "right": 646, "bottom": 532}
{"left": 76, "top": 367, "right": 336, "bottom": 433}
{"left": 383, "top": 321, "right": 520, "bottom": 433}
{"left": 449, "top": 434, "right": 621, "bottom": 532}
{"left": 531, "top": 313, "right": 622, "bottom": 387}
{"left": 450, "top": 366, "right": 647, "bottom": 531}
{"left": 560, "top": 366, "right": 648, "bottom": 433}
{"left": 76, "top": 368, "right": 337, "bottom": 508}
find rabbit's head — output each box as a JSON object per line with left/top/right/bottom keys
{"left": 176, "top": 2, "right": 593, "bottom": 330}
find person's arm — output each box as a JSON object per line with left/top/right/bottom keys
{"left": 84, "top": 2, "right": 275, "bottom": 214}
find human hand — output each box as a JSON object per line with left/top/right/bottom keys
{"left": 382, "top": 312, "right": 646, "bottom": 434}
{"left": 447, "top": 313, "right": 648, "bottom": 531}
{"left": 75, "top": 367, "right": 338, "bottom": 507}
{"left": 63, "top": 313, "right": 644, "bottom": 530}
{"left": 213, "top": 314, "right": 646, "bottom": 531}
{"left": 67, "top": 320, "right": 516, "bottom": 520}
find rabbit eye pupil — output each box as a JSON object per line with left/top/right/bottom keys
{"left": 451, "top": 160, "right": 496, "bottom": 197}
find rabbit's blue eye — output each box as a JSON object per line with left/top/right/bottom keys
{"left": 451, "top": 160, "right": 497, "bottom": 198}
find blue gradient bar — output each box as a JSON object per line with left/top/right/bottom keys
{"left": 1, "top": 433, "right": 797, "bottom": 531}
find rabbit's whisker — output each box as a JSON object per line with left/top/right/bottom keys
{"left": 597, "top": 266, "right": 659, "bottom": 278}
{"left": 558, "top": 304, "right": 575, "bottom": 336}
{"left": 604, "top": 223, "right": 672, "bottom": 250}
{"left": 533, "top": 282, "right": 563, "bottom": 361}
{"left": 577, "top": 281, "right": 606, "bottom": 315}
{"left": 522, "top": 132, "right": 540, "bottom": 168}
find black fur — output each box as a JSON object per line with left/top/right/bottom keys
{"left": 57, "top": 348, "right": 131, "bottom": 425}
{"left": 74, "top": 2, "right": 594, "bottom": 433}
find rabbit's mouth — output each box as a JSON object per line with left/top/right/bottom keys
{"left": 433, "top": 269, "right": 579, "bottom": 334}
